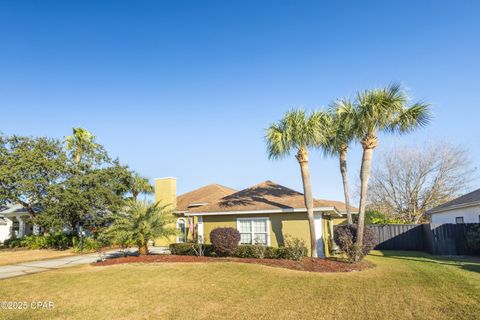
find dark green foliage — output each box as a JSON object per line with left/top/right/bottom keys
{"left": 210, "top": 227, "right": 241, "bottom": 257}
{"left": 353, "top": 210, "right": 406, "bottom": 225}
{"left": 334, "top": 224, "right": 376, "bottom": 263}
{"left": 169, "top": 243, "right": 214, "bottom": 256}
{"left": 234, "top": 245, "right": 278, "bottom": 259}
{"left": 466, "top": 224, "right": 480, "bottom": 254}
{"left": 3, "top": 237, "right": 23, "bottom": 248}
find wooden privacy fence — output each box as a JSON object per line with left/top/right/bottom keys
{"left": 368, "top": 223, "right": 479, "bottom": 255}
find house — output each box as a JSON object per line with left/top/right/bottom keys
{"left": 428, "top": 188, "right": 480, "bottom": 224}
{"left": 0, "top": 204, "right": 33, "bottom": 242}
{"left": 154, "top": 178, "right": 356, "bottom": 257}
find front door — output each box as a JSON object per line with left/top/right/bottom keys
{"left": 314, "top": 212, "right": 325, "bottom": 258}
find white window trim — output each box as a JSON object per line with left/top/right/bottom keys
{"left": 176, "top": 218, "right": 187, "bottom": 243}
{"left": 197, "top": 216, "right": 204, "bottom": 244}
{"left": 236, "top": 217, "right": 270, "bottom": 246}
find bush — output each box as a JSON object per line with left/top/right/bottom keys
{"left": 73, "top": 237, "right": 103, "bottom": 253}
{"left": 46, "top": 233, "right": 74, "bottom": 250}
{"left": 280, "top": 236, "right": 307, "bottom": 261}
{"left": 169, "top": 243, "right": 214, "bottom": 256}
{"left": 466, "top": 224, "right": 480, "bottom": 254}
{"left": 4, "top": 237, "right": 23, "bottom": 248}
{"left": 21, "top": 235, "right": 49, "bottom": 249}
{"left": 334, "top": 224, "right": 376, "bottom": 263}
{"left": 234, "top": 245, "right": 278, "bottom": 259}
{"left": 210, "top": 227, "right": 241, "bottom": 257}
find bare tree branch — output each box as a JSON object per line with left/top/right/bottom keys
{"left": 366, "top": 141, "right": 477, "bottom": 223}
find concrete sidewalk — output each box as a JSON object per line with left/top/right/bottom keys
{"left": 0, "top": 247, "right": 169, "bottom": 280}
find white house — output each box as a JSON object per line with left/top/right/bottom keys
{"left": 428, "top": 188, "right": 480, "bottom": 224}
{"left": 0, "top": 204, "right": 33, "bottom": 242}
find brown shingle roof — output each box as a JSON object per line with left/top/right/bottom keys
{"left": 176, "top": 184, "right": 237, "bottom": 211}
{"left": 184, "top": 180, "right": 357, "bottom": 214}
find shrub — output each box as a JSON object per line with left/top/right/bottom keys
{"left": 4, "top": 237, "right": 23, "bottom": 248}
{"left": 169, "top": 243, "right": 214, "bottom": 256}
{"left": 47, "top": 233, "right": 74, "bottom": 250}
{"left": 466, "top": 224, "right": 480, "bottom": 254}
{"left": 21, "top": 235, "right": 49, "bottom": 249}
{"left": 73, "top": 237, "right": 102, "bottom": 253}
{"left": 279, "top": 236, "right": 307, "bottom": 261}
{"left": 210, "top": 227, "right": 241, "bottom": 257}
{"left": 334, "top": 224, "right": 376, "bottom": 263}
{"left": 234, "top": 245, "right": 278, "bottom": 259}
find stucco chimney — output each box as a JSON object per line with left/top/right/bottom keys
{"left": 154, "top": 177, "right": 177, "bottom": 210}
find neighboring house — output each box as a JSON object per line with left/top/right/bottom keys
{"left": 0, "top": 204, "right": 33, "bottom": 242}
{"left": 154, "top": 178, "right": 356, "bottom": 257}
{"left": 428, "top": 188, "right": 480, "bottom": 224}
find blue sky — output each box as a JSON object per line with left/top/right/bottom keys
{"left": 1, "top": 1, "right": 479, "bottom": 200}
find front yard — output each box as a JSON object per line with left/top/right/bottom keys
{"left": 0, "top": 249, "right": 76, "bottom": 266}
{"left": 1, "top": 251, "right": 479, "bottom": 320}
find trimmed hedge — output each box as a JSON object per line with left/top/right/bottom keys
{"left": 169, "top": 243, "right": 214, "bottom": 256}
{"left": 169, "top": 243, "right": 306, "bottom": 261}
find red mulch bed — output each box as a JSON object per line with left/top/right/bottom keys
{"left": 94, "top": 255, "right": 372, "bottom": 273}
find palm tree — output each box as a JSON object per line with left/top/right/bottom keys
{"left": 130, "top": 172, "right": 154, "bottom": 200}
{"left": 108, "top": 200, "right": 176, "bottom": 255}
{"left": 353, "top": 83, "right": 431, "bottom": 253}
{"left": 321, "top": 99, "right": 357, "bottom": 224}
{"left": 65, "top": 127, "right": 101, "bottom": 164}
{"left": 266, "top": 109, "right": 331, "bottom": 257}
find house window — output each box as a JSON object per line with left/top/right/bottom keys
{"left": 455, "top": 217, "right": 464, "bottom": 224}
{"left": 237, "top": 218, "right": 269, "bottom": 245}
{"left": 176, "top": 218, "right": 187, "bottom": 243}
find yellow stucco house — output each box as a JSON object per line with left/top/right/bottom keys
{"left": 155, "top": 178, "right": 356, "bottom": 257}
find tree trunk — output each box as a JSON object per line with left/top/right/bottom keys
{"left": 339, "top": 145, "right": 352, "bottom": 225}
{"left": 296, "top": 148, "right": 318, "bottom": 258}
{"left": 139, "top": 242, "right": 149, "bottom": 255}
{"left": 357, "top": 135, "right": 378, "bottom": 254}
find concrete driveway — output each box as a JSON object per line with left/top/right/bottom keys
{"left": 0, "top": 247, "right": 169, "bottom": 280}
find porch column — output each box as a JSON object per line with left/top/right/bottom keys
{"left": 197, "top": 216, "right": 204, "bottom": 244}
{"left": 17, "top": 216, "right": 26, "bottom": 238}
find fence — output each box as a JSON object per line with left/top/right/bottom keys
{"left": 368, "top": 223, "right": 479, "bottom": 255}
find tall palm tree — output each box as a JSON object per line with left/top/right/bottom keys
{"left": 353, "top": 83, "right": 431, "bottom": 253}
{"left": 108, "top": 200, "right": 176, "bottom": 255}
{"left": 266, "top": 109, "right": 331, "bottom": 257}
{"left": 321, "top": 99, "right": 357, "bottom": 224}
{"left": 130, "top": 172, "right": 154, "bottom": 200}
{"left": 65, "top": 127, "right": 100, "bottom": 164}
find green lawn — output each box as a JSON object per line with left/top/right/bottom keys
{"left": 1, "top": 251, "right": 479, "bottom": 320}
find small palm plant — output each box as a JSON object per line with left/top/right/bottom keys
{"left": 353, "top": 83, "right": 431, "bottom": 251}
{"left": 108, "top": 200, "right": 176, "bottom": 255}
{"left": 266, "top": 109, "right": 331, "bottom": 257}
{"left": 320, "top": 100, "right": 357, "bottom": 224}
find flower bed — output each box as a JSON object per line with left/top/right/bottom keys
{"left": 94, "top": 254, "right": 372, "bottom": 272}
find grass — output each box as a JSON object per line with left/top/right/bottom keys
{"left": 0, "top": 249, "right": 76, "bottom": 266}
{"left": 0, "top": 251, "right": 479, "bottom": 320}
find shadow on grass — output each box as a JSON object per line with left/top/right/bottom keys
{"left": 369, "top": 250, "right": 480, "bottom": 274}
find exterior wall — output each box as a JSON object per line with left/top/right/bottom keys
{"left": 431, "top": 205, "right": 480, "bottom": 224}
{"left": 0, "top": 218, "right": 13, "bottom": 243}
{"left": 202, "top": 212, "right": 315, "bottom": 255}
{"left": 154, "top": 215, "right": 196, "bottom": 247}
{"left": 154, "top": 178, "right": 177, "bottom": 209}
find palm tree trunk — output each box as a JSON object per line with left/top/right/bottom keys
{"left": 139, "top": 242, "right": 149, "bottom": 255}
{"left": 296, "top": 148, "right": 318, "bottom": 258}
{"left": 339, "top": 145, "right": 352, "bottom": 225}
{"left": 357, "top": 135, "right": 377, "bottom": 252}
